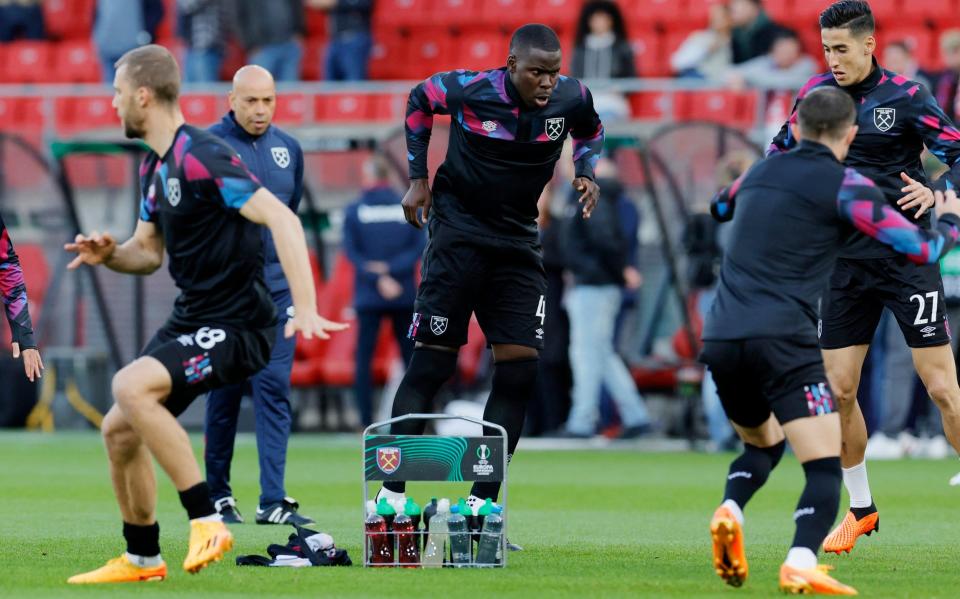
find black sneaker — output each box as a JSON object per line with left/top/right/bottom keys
{"left": 255, "top": 497, "right": 316, "bottom": 526}
{"left": 213, "top": 496, "right": 244, "bottom": 524}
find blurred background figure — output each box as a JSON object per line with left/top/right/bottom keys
{"left": 570, "top": 0, "right": 635, "bottom": 122}
{"left": 0, "top": 0, "right": 44, "bottom": 42}
{"left": 882, "top": 39, "right": 932, "bottom": 89}
{"left": 726, "top": 29, "right": 816, "bottom": 91}
{"left": 342, "top": 154, "right": 423, "bottom": 427}
{"left": 560, "top": 158, "right": 651, "bottom": 439}
{"left": 933, "top": 29, "right": 960, "bottom": 123}
{"left": 93, "top": 0, "right": 164, "bottom": 82}
{"left": 231, "top": 0, "right": 305, "bottom": 81}
{"left": 308, "top": 0, "right": 373, "bottom": 81}
{"left": 177, "top": 0, "right": 229, "bottom": 83}
{"left": 729, "top": 0, "right": 786, "bottom": 65}
{"left": 670, "top": 1, "right": 732, "bottom": 80}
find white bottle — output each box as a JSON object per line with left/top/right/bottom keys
{"left": 421, "top": 498, "right": 450, "bottom": 568}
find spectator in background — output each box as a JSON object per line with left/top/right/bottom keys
{"left": 726, "top": 29, "right": 816, "bottom": 91}
{"left": 560, "top": 159, "right": 651, "bottom": 439}
{"left": 933, "top": 29, "right": 960, "bottom": 123}
{"left": 671, "top": 2, "right": 733, "bottom": 81}
{"left": 729, "top": 0, "right": 784, "bottom": 64}
{"left": 0, "top": 0, "right": 44, "bottom": 42}
{"left": 342, "top": 154, "right": 424, "bottom": 427}
{"left": 93, "top": 0, "right": 165, "bottom": 82}
{"left": 177, "top": 0, "right": 229, "bottom": 82}
{"left": 570, "top": 1, "right": 635, "bottom": 122}
{"left": 231, "top": 0, "right": 305, "bottom": 81}
{"left": 882, "top": 39, "right": 932, "bottom": 90}
{"left": 308, "top": 0, "right": 373, "bottom": 81}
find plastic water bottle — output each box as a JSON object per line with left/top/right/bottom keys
{"left": 394, "top": 504, "right": 420, "bottom": 568}
{"left": 421, "top": 498, "right": 449, "bottom": 568}
{"left": 377, "top": 496, "right": 396, "bottom": 530}
{"left": 447, "top": 504, "right": 471, "bottom": 567}
{"left": 365, "top": 500, "right": 393, "bottom": 566}
{"left": 475, "top": 505, "right": 503, "bottom": 566}
{"left": 422, "top": 497, "right": 438, "bottom": 550}
{"left": 404, "top": 498, "right": 422, "bottom": 532}
{"left": 475, "top": 498, "right": 494, "bottom": 542}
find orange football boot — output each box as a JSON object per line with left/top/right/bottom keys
{"left": 779, "top": 563, "right": 858, "bottom": 595}
{"left": 67, "top": 554, "right": 166, "bottom": 584}
{"left": 710, "top": 505, "right": 748, "bottom": 587}
{"left": 822, "top": 510, "right": 879, "bottom": 554}
{"left": 183, "top": 519, "right": 234, "bottom": 573}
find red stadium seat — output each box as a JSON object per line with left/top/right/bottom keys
{"left": 219, "top": 41, "right": 246, "bottom": 82}
{"left": 54, "top": 95, "right": 117, "bottom": 134}
{"left": 315, "top": 94, "right": 373, "bottom": 122}
{"left": 663, "top": 28, "right": 699, "bottom": 75}
{"left": 369, "top": 93, "right": 406, "bottom": 122}
{"left": 16, "top": 97, "right": 46, "bottom": 132}
{"left": 629, "top": 30, "right": 665, "bottom": 77}
{"left": 306, "top": 6, "right": 328, "bottom": 37}
{"left": 675, "top": 90, "right": 757, "bottom": 128}
{"left": 457, "top": 316, "right": 487, "bottom": 386}
{"left": 3, "top": 41, "right": 54, "bottom": 84}
{"left": 407, "top": 30, "right": 459, "bottom": 78}
{"left": 628, "top": 91, "right": 674, "bottom": 121}
{"left": 479, "top": 0, "right": 531, "bottom": 31}
{"left": 43, "top": 0, "right": 94, "bottom": 40}
{"left": 301, "top": 38, "right": 326, "bottom": 81}
{"left": 458, "top": 31, "right": 508, "bottom": 71}
{"left": 431, "top": 0, "right": 482, "bottom": 30}
{"left": 522, "top": 0, "right": 583, "bottom": 31}
{"left": 274, "top": 93, "right": 310, "bottom": 126}
{"left": 629, "top": 0, "right": 686, "bottom": 28}
{"left": 54, "top": 40, "right": 101, "bottom": 83}
{"left": 685, "top": 0, "right": 725, "bottom": 28}
{"left": 372, "top": 0, "right": 430, "bottom": 30}
{"left": 907, "top": 0, "right": 957, "bottom": 22}
{"left": 179, "top": 94, "right": 222, "bottom": 127}
{"left": 156, "top": 0, "right": 177, "bottom": 40}
{"left": 368, "top": 33, "right": 409, "bottom": 80}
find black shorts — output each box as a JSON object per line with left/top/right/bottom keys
{"left": 700, "top": 338, "right": 835, "bottom": 427}
{"left": 820, "top": 256, "right": 951, "bottom": 349}
{"left": 410, "top": 220, "right": 547, "bottom": 349}
{"left": 142, "top": 322, "right": 275, "bottom": 416}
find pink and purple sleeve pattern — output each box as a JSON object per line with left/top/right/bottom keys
{"left": 0, "top": 216, "right": 35, "bottom": 347}
{"left": 710, "top": 172, "right": 745, "bottom": 222}
{"left": 767, "top": 73, "right": 834, "bottom": 156}
{"left": 406, "top": 72, "right": 456, "bottom": 179}
{"left": 571, "top": 83, "right": 604, "bottom": 180}
{"left": 188, "top": 142, "right": 261, "bottom": 210}
{"left": 838, "top": 167, "right": 960, "bottom": 264}
{"left": 913, "top": 85, "right": 960, "bottom": 190}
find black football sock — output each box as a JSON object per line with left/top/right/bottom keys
{"left": 722, "top": 440, "right": 785, "bottom": 509}
{"left": 178, "top": 482, "right": 216, "bottom": 520}
{"left": 383, "top": 348, "right": 458, "bottom": 493}
{"left": 123, "top": 521, "right": 160, "bottom": 557}
{"left": 791, "top": 457, "right": 842, "bottom": 553}
{"left": 851, "top": 502, "right": 877, "bottom": 520}
{"left": 470, "top": 358, "right": 538, "bottom": 502}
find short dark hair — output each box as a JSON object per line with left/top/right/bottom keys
{"left": 819, "top": 1, "right": 875, "bottom": 37}
{"left": 114, "top": 44, "right": 180, "bottom": 105}
{"left": 510, "top": 24, "right": 562, "bottom": 55}
{"left": 574, "top": 1, "right": 629, "bottom": 46}
{"left": 798, "top": 87, "right": 857, "bottom": 140}
{"left": 886, "top": 39, "right": 912, "bottom": 54}
{"left": 772, "top": 29, "right": 800, "bottom": 44}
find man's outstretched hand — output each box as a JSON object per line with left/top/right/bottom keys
{"left": 64, "top": 231, "right": 117, "bottom": 269}
{"left": 283, "top": 310, "right": 349, "bottom": 340}
{"left": 572, "top": 177, "right": 600, "bottom": 218}
{"left": 12, "top": 343, "right": 43, "bottom": 382}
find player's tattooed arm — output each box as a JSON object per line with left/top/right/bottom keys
{"left": 838, "top": 168, "right": 960, "bottom": 264}
{"left": 65, "top": 220, "right": 164, "bottom": 275}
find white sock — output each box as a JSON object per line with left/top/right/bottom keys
{"left": 192, "top": 513, "right": 223, "bottom": 523}
{"left": 721, "top": 499, "right": 744, "bottom": 525}
{"left": 841, "top": 461, "right": 873, "bottom": 508}
{"left": 784, "top": 547, "right": 817, "bottom": 570}
{"left": 126, "top": 552, "right": 164, "bottom": 568}
{"left": 377, "top": 487, "right": 406, "bottom": 503}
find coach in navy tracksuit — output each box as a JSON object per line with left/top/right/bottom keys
{"left": 204, "top": 65, "right": 313, "bottom": 526}
{"left": 342, "top": 155, "right": 424, "bottom": 426}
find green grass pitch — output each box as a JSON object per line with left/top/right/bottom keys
{"left": 0, "top": 431, "right": 958, "bottom": 598}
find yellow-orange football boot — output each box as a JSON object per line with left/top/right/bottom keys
{"left": 67, "top": 554, "right": 167, "bottom": 584}
{"left": 182, "top": 519, "right": 234, "bottom": 573}
{"left": 779, "top": 563, "right": 858, "bottom": 595}
{"left": 710, "top": 505, "right": 748, "bottom": 587}
{"left": 822, "top": 510, "right": 879, "bottom": 554}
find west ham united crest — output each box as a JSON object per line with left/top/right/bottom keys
{"left": 430, "top": 315, "right": 448, "bottom": 335}
{"left": 271, "top": 146, "right": 290, "bottom": 168}
{"left": 376, "top": 447, "right": 401, "bottom": 474}
{"left": 545, "top": 117, "right": 565, "bottom": 140}
{"left": 873, "top": 107, "right": 895, "bottom": 132}
{"left": 166, "top": 177, "right": 181, "bottom": 206}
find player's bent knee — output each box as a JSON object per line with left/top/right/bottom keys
{"left": 101, "top": 410, "right": 140, "bottom": 458}
{"left": 111, "top": 358, "right": 172, "bottom": 412}
{"left": 926, "top": 377, "right": 960, "bottom": 413}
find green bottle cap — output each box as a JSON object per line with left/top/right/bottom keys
{"left": 404, "top": 497, "right": 421, "bottom": 517}
{"left": 376, "top": 496, "right": 396, "bottom": 516}
{"left": 478, "top": 498, "right": 494, "bottom": 516}
{"left": 457, "top": 498, "right": 468, "bottom": 515}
